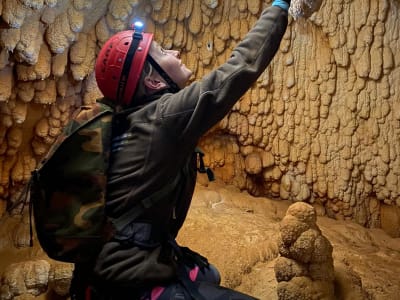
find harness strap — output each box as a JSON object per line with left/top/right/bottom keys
{"left": 195, "top": 147, "right": 215, "bottom": 181}
{"left": 113, "top": 148, "right": 213, "bottom": 233}
{"left": 164, "top": 240, "right": 207, "bottom": 300}
{"left": 112, "top": 171, "right": 182, "bottom": 233}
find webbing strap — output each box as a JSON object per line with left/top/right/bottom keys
{"left": 39, "top": 103, "right": 113, "bottom": 170}
{"left": 112, "top": 172, "right": 182, "bottom": 233}
{"left": 117, "top": 33, "right": 141, "bottom": 103}
{"left": 195, "top": 147, "right": 215, "bottom": 181}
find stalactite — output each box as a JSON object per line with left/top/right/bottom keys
{"left": 0, "top": 0, "right": 398, "bottom": 239}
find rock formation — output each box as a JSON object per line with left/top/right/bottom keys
{"left": 1, "top": 181, "right": 400, "bottom": 299}
{"left": 0, "top": 259, "right": 72, "bottom": 299}
{"left": 0, "top": 0, "right": 400, "bottom": 299}
{"left": 0, "top": 0, "right": 399, "bottom": 237}
{"left": 275, "top": 202, "right": 334, "bottom": 300}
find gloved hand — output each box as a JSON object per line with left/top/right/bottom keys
{"left": 272, "top": 0, "right": 291, "bottom": 10}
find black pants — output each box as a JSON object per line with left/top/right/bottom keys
{"left": 71, "top": 263, "right": 257, "bottom": 300}
{"left": 145, "top": 281, "right": 259, "bottom": 300}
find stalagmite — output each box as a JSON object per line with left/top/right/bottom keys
{"left": 275, "top": 202, "right": 335, "bottom": 300}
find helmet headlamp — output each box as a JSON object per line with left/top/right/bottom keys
{"left": 95, "top": 19, "right": 181, "bottom": 106}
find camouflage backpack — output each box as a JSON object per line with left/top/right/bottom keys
{"left": 29, "top": 100, "right": 214, "bottom": 264}
{"left": 30, "top": 100, "right": 115, "bottom": 263}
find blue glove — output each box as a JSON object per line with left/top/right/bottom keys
{"left": 272, "top": 0, "right": 290, "bottom": 11}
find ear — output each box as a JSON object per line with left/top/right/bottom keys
{"left": 144, "top": 77, "right": 168, "bottom": 92}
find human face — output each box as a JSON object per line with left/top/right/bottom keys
{"left": 148, "top": 42, "right": 193, "bottom": 88}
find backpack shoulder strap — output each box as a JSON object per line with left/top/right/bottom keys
{"left": 38, "top": 102, "right": 114, "bottom": 169}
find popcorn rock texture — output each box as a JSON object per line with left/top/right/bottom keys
{"left": 275, "top": 202, "right": 335, "bottom": 300}
{"left": 289, "top": 0, "right": 323, "bottom": 20}
{"left": 0, "top": 0, "right": 398, "bottom": 237}
{"left": 0, "top": 259, "right": 73, "bottom": 299}
{"left": 0, "top": 3, "right": 399, "bottom": 298}
{"left": 2, "top": 183, "right": 398, "bottom": 299}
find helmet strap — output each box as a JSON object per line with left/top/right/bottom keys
{"left": 147, "top": 55, "right": 181, "bottom": 93}
{"left": 116, "top": 32, "right": 142, "bottom": 105}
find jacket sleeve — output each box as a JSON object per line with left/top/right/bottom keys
{"left": 159, "top": 5, "right": 288, "bottom": 145}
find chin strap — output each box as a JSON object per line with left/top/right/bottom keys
{"left": 147, "top": 55, "right": 181, "bottom": 93}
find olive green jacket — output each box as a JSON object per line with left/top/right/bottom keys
{"left": 92, "top": 5, "right": 288, "bottom": 288}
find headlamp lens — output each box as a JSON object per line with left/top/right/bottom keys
{"left": 134, "top": 21, "right": 144, "bottom": 32}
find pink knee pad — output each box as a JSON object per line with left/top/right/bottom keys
{"left": 189, "top": 266, "right": 200, "bottom": 281}
{"left": 150, "top": 286, "right": 165, "bottom": 300}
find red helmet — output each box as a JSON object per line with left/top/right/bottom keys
{"left": 95, "top": 29, "right": 153, "bottom": 106}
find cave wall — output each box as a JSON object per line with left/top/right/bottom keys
{"left": 0, "top": 0, "right": 399, "bottom": 236}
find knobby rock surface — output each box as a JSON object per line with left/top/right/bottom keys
{"left": 1, "top": 181, "right": 399, "bottom": 299}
